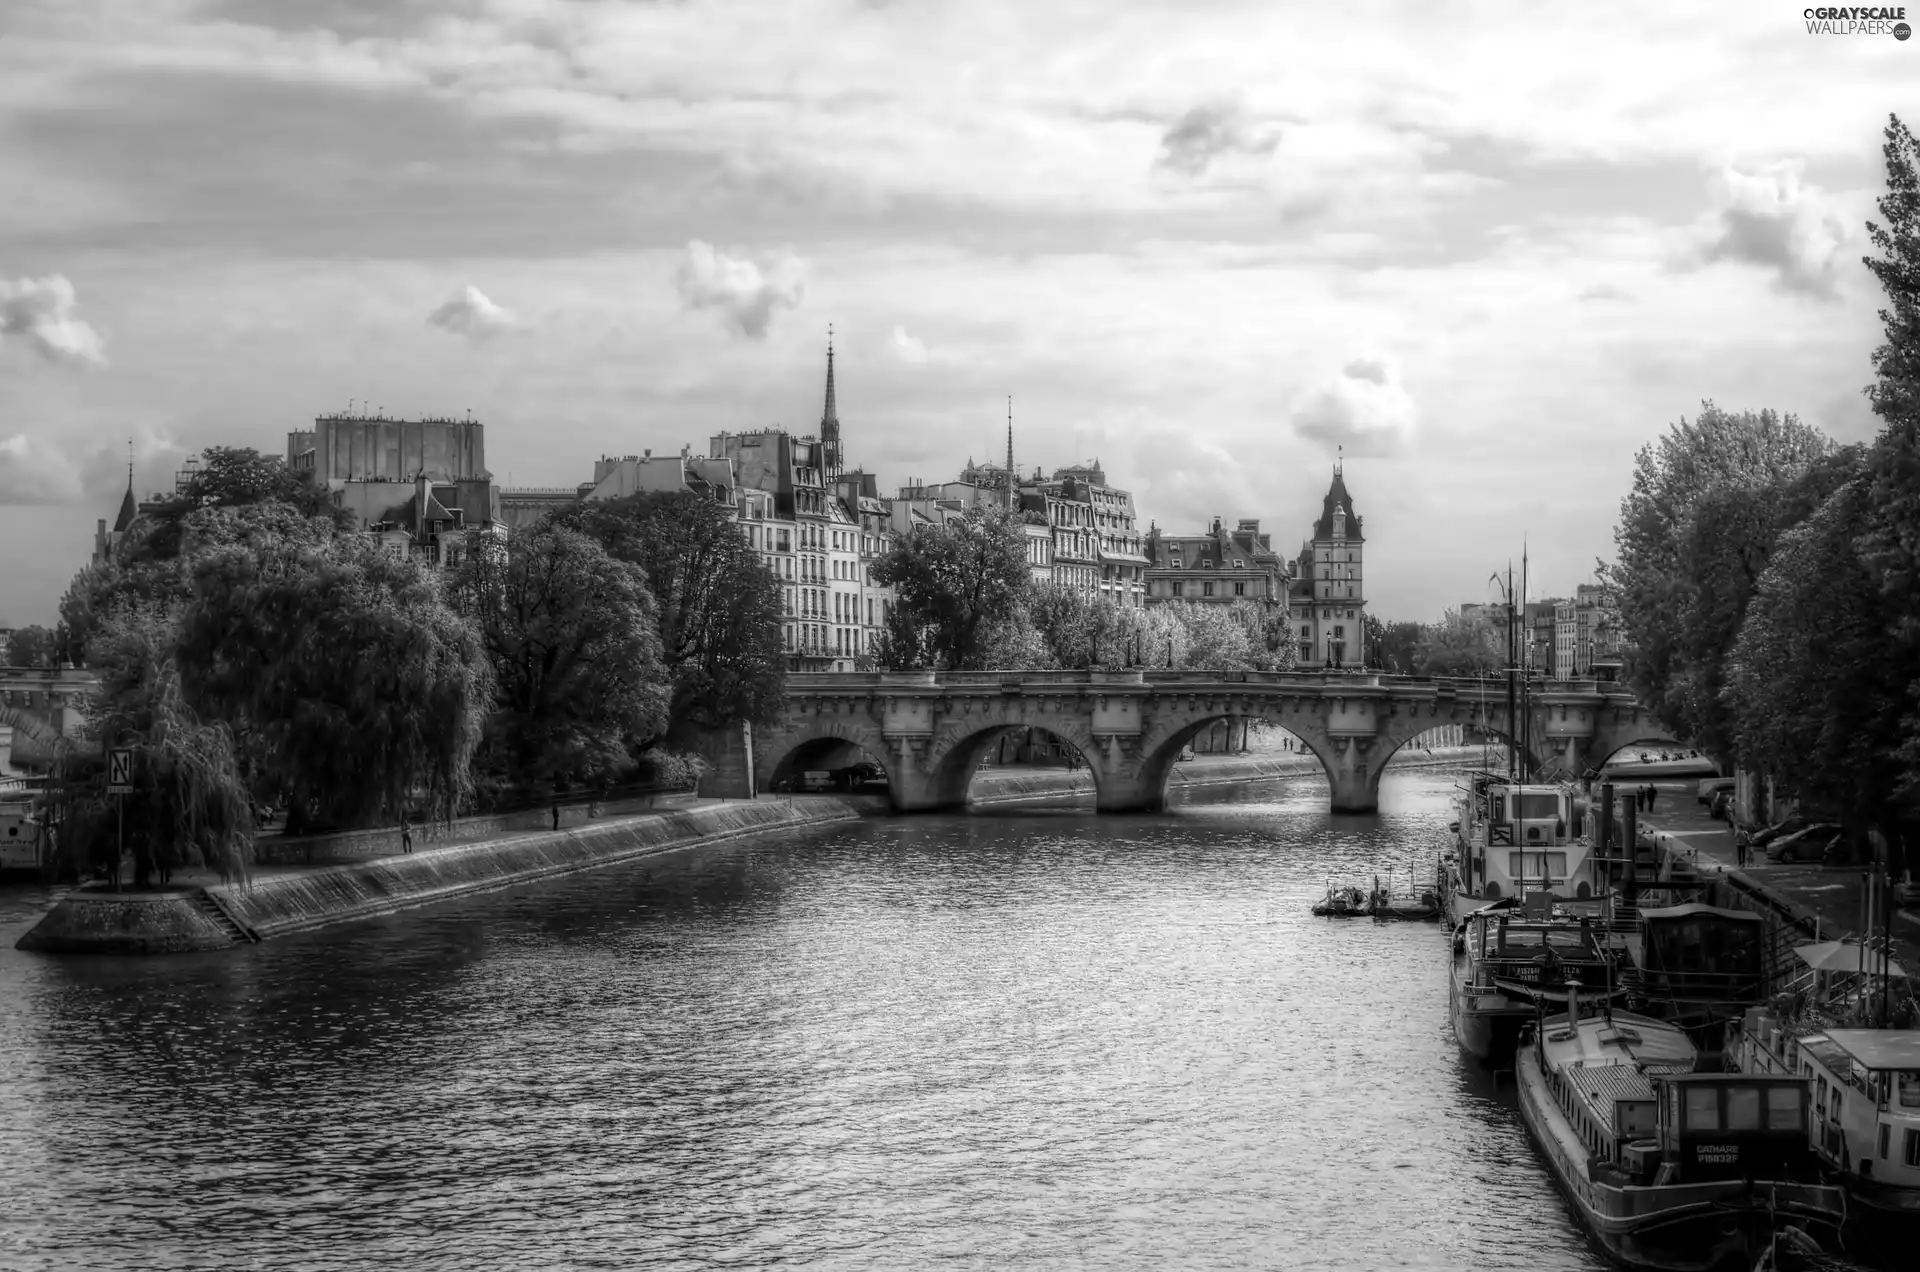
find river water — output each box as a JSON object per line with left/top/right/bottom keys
{"left": 0, "top": 771, "right": 1610, "bottom": 1272}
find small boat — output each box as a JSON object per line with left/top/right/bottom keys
{"left": 1450, "top": 904, "right": 1620, "bottom": 1066}
{"left": 1365, "top": 874, "right": 1441, "bottom": 922}
{"left": 1516, "top": 996, "right": 1848, "bottom": 1271}
{"left": 1311, "top": 884, "right": 1369, "bottom": 918}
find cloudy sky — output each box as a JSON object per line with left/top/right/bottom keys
{"left": 1, "top": 0, "right": 1913, "bottom": 628}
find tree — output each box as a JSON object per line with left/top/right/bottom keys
{"left": 550, "top": 491, "right": 786, "bottom": 747}
{"left": 1227, "top": 600, "right": 1298, "bottom": 672}
{"left": 174, "top": 536, "right": 492, "bottom": 833}
{"left": 447, "top": 526, "right": 671, "bottom": 792}
{"left": 871, "top": 504, "right": 1032, "bottom": 670}
{"left": 6, "top": 624, "right": 55, "bottom": 667}
{"left": 1858, "top": 114, "right": 1920, "bottom": 827}
{"left": 136, "top": 446, "right": 353, "bottom": 562}
{"left": 80, "top": 603, "right": 257, "bottom": 884}
{"left": 1366, "top": 616, "right": 1423, "bottom": 674}
{"left": 1608, "top": 403, "right": 1836, "bottom": 760}
{"left": 1414, "top": 609, "right": 1504, "bottom": 677}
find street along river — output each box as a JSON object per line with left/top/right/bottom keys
{"left": 0, "top": 771, "right": 1613, "bottom": 1271}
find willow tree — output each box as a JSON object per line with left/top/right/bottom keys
{"left": 84, "top": 604, "right": 255, "bottom": 885}
{"left": 446, "top": 525, "right": 671, "bottom": 794}
{"left": 175, "top": 537, "right": 492, "bottom": 833}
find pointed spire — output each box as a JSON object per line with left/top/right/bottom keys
{"left": 112, "top": 437, "right": 138, "bottom": 534}
{"left": 1005, "top": 396, "right": 1015, "bottom": 512}
{"left": 820, "top": 323, "right": 841, "bottom": 477}
{"left": 1335, "top": 443, "right": 1343, "bottom": 477}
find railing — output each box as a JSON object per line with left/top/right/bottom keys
{"left": 779, "top": 669, "right": 1646, "bottom": 697}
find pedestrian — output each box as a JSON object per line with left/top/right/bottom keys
{"left": 551, "top": 801, "right": 561, "bottom": 832}
{"left": 1647, "top": 784, "right": 1659, "bottom": 813}
{"left": 400, "top": 814, "right": 413, "bottom": 855}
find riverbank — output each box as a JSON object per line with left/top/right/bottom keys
{"left": 969, "top": 744, "right": 1492, "bottom": 807}
{"left": 1636, "top": 777, "right": 1920, "bottom": 974}
{"left": 15, "top": 797, "right": 860, "bottom": 955}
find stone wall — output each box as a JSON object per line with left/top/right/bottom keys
{"left": 17, "top": 798, "right": 859, "bottom": 954}
{"left": 255, "top": 792, "right": 703, "bottom": 866}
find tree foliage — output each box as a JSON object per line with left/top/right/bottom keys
{"left": 1414, "top": 609, "right": 1504, "bottom": 677}
{"left": 550, "top": 491, "right": 786, "bottom": 746}
{"left": 872, "top": 504, "right": 1032, "bottom": 670}
{"left": 1366, "top": 616, "right": 1423, "bottom": 674}
{"left": 447, "top": 525, "right": 671, "bottom": 792}
{"left": 5, "top": 624, "right": 55, "bottom": 667}
{"left": 174, "top": 536, "right": 492, "bottom": 832}
{"left": 1607, "top": 403, "right": 1835, "bottom": 760}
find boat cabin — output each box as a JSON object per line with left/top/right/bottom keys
{"left": 1455, "top": 777, "right": 1597, "bottom": 903}
{"left": 1653, "top": 1073, "right": 1817, "bottom": 1183}
{"left": 1736, "top": 1012, "right": 1920, "bottom": 1202}
{"left": 1461, "top": 911, "right": 1615, "bottom": 998}
{"left": 1629, "top": 904, "right": 1767, "bottom": 1009}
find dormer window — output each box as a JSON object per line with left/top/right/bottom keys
{"left": 1233, "top": 559, "right": 1245, "bottom": 569}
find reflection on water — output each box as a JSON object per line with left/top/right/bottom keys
{"left": 0, "top": 772, "right": 1610, "bottom": 1271}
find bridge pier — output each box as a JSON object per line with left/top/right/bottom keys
{"left": 1323, "top": 736, "right": 1388, "bottom": 814}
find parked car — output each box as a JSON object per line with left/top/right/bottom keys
{"left": 1766, "top": 823, "right": 1840, "bottom": 864}
{"left": 1696, "top": 776, "right": 1735, "bottom": 805}
{"left": 1750, "top": 815, "right": 1810, "bottom": 849}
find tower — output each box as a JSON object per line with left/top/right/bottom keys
{"left": 820, "top": 324, "right": 842, "bottom": 479}
{"left": 1296, "top": 456, "right": 1365, "bottom": 669}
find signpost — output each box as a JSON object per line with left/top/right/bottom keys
{"left": 108, "top": 747, "right": 132, "bottom": 890}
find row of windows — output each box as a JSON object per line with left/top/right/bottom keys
{"left": 1170, "top": 580, "right": 1252, "bottom": 598}
{"left": 783, "top": 624, "right": 875, "bottom": 656}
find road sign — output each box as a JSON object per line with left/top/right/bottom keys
{"left": 107, "top": 748, "right": 133, "bottom": 795}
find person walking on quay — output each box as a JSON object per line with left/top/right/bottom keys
{"left": 1646, "top": 784, "right": 1659, "bottom": 814}
{"left": 551, "top": 800, "right": 561, "bottom": 832}
{"left": 400, "top": 814, "right": 413, "bottom": 855}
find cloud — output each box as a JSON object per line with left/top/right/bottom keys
{"left": 0, "top": 275, "right": 106, "bottom": 366}
{"left": 1577, "top": 282, "right": 1632, "bottom": 302}
{"left": 674, "top": 240, "right": 806, "bottom": 339}
{"left": 427, "top": 284, "right": 522, "bottom": 339}
{"left": 0, "top": 435, "right": 83, "bottom": 505}
{"left": 1288, "top": 356, "right": 1417, "bottom": 458}
{"left": 1156, "top": 102, "right": 1281, "bottom": 178}
{"left": 1692, "top": 163, "right": 1848, "bottom": 299}
{"left": 890, "top": 324, "right": 928, "bottom": 364}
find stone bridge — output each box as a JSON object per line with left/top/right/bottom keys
{"left": 763, "top": 670, "right": 1682, "bottom": 814}
{"left": 0, "top": 666, "right": 96, "bottom": 770}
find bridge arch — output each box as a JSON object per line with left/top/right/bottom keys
{"left": 756, "top": 714, "right": 894, "bottom": 797}
{"left": 923, "top": 712, "right": 1107, "bottom": 811}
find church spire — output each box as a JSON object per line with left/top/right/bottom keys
{"left": 1005, "top": 396, "right": 1014, "bottom": 513}
{"left": 820, "top": 323, "right": 841, "bottom": 478}
{"left": 1335, "top": 443, "right": 1343, "bottom": 477}
{"left": 111, "top": 437, "right": 138, "bottom": 535}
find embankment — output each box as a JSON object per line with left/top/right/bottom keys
{"left": 16, "top": 797, "right": 858, "bottom": 955}
{"left": 969, "top": 744, "right": 1490, "bottom": 807}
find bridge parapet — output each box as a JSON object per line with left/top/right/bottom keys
{"left": 762, "top": 669, "right": 1675, "bottom": 814}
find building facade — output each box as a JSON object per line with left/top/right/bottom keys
{"left": 287, "top": 413, "right": 502, "bottom": 567}
{"left": 1144, "top": 518, "right": 1289, "bottom": 605}
{"left": 1289, "top": 466, "right": 1366, "bottom": 669}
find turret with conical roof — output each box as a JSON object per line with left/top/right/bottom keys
{"left": 1289, "top": 458, "right": 1366, "bottom": 669}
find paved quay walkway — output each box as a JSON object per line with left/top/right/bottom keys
{"left": 1633, "top": 776, "right": 1920, "bottom": 970}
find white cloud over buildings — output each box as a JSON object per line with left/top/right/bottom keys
{"left": 675, "top": 241, "right": 807, "bottom": 340}
{"left": 1691, "top": 163, "right": 1851, "bottom": 299}
{"left": 427, "top": 285, "right": 522, "bottom": 339}
{"left": 890, "top": 325, "right": 928, "bottom": 364}
{"left": 0, "top": 276, "right": 106, "bottom": 367}
{"left": 1288, "top": 358, "right": 1418, "bottom": 458}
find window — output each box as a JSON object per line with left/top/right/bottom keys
{"left": 1684, "top": 1086, "right": 1722, "bottom": 1131}
{"left": 1172, "top": 582, "right": 1184, "bottom": 597}
{"left": 1203, "top": 582, "right": 1215, "bottom": 597}
{"left": 1906, "top": 1127, "right": 1920, "bottom": 1168}
{"left": 1766, "top": 1085, "right": 1802, "bottom": 1132}
{"left": 1233, "top": 559, "right": 1245, "bottom": 569}
{"left": 1334, "top": 625, "right": 1345, "bottom": 638}
{"left": 1879, "top": 1122, "right": 1891, "bottom": 1159}
{"left": 1725, "top": 1087, "right": 1761, "bottom": 1131}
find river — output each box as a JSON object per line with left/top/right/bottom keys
{"left": 0, "top": 770, "right": 1610, "bottom": 1271}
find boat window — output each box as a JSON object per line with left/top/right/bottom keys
{"left": 1817, "top": 1077, "right": 1828, "bottom": 1113}
{"left": 1507, "top": 852, "right": 1569, "bottom": 883}
{"left": 1832, "top": 1089, "right": 1843, "bottom": 1120}
{"left": 1765, "top": 1086, "right": 1802, "bottom": 1132}
{"left": 1725, "top": 1087, "right": 1761, "bottom": 1131}
{"left": 1906, "top": 1128, "right": 1920, "bottom": 1168}
{"left": 1684, "top": 1086, "right": 1721, "bottom": 1131}
{"left": 1898, "top": 1072, "right": 1920, "bottom": 1110}
{"left": 1880, "top": 1123, "right": 1892, "bottom": 1160}
{"left": 1514, "top": 793, "right": 1560, "bottom": 820}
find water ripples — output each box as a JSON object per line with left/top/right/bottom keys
{"left": 0, "top": 774, "right": 1608, "bottom": 1271}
